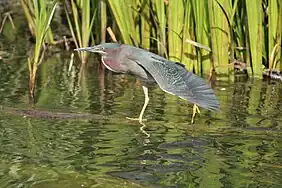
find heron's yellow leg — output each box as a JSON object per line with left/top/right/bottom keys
{"left": 126, "top": 85, "right": 149, "bottom": 123}
{"left": 191, "top": 104, "right": 200, "bottom": 123}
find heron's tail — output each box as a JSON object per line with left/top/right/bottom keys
{"left": 179, "top": 72, "right": 220, "bottom": 111}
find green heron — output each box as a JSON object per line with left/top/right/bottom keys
{"left": 75, "top": 43, "right": 219, "bottom": 123}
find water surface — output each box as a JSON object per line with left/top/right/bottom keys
{"left": 0, "top": 46, "right": 282, "bottom": 188}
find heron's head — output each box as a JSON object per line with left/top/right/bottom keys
{"left": 74, "top": 43, "right": 121, "bottom": 56}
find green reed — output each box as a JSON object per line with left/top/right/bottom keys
{"left": 106, "top": 0, "right": 282, "bottom": 77}
{"left": 268, "top": 0, "right": 282, "bottom": 72}
{"left": 140, "top": 0, "right": 150, "bottom": 50}
{"left": 21, "top": 0, "right": 55, "bottom": 44}
{"left": 191, "top": 1, "right": 211, "bottom": 75}
{"left": 21, "top": 0, "right": 57, "bottom": 98}
{"left": 64, "top": 0, "right": 96, "bottom": 64}
{"left": 167, "top": 0, "right": 184, "bottom": 62}
{"left": 107, "top": 0, "right": 140, "bottom": 46}
{"left": 151, "top": 0, "right": 167, "bottom": 56}
{"left": 245, "top": 0, "right": 263, "bottom": 77}
{"left": 20, "top": 0, "right": 282, "bottom": 78}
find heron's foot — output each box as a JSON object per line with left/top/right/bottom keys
{"left": 191, "top": 104, "right": 201, "bottom": 124}
{"left": 126, "top": 117, "right": 147, "bottom": 123}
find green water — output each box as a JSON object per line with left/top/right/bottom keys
{"left": 0, "top": 50, "right": 281, "bottom": 188}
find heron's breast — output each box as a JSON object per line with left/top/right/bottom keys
{"left": 101, "top": 57, "right": 123, "bottom": 73}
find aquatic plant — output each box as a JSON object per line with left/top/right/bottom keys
{"left": 107, "top": 0, "right": 141, "bottom": 46}
{"left": 21, "top": 0, "right": 56, "bottom": 44}
{"left": 19, "top": 0, "right": 282, "bottom": 78}
{"left": 268, "top": 0, "right": 282, "bottom": 73}
{"left": 64, "top": 0, "right": 96, "bottom": 64}
{"left": 106, "top": 0, "right": 282, "bottom": 78}
{"left": 21, "top": 0, "right": 57, "bottom": 98}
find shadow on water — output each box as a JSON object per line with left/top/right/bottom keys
{"left": 1, "top": 40, "right": 282, "bottom": 188}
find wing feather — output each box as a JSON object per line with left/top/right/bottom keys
{"left": 128, "top": 50, "right": 220, "bottom": 111}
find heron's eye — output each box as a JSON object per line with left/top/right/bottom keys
{"left": 100, "top": 47, "right": 105, "bottom": 51}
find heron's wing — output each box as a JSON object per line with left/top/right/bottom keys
{"left": 129, "top": 53, "right": 220, "bottom": 111}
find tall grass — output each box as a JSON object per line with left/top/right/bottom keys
{"left": 21, "top": 0, "right": 55, "bottom": 44}
{"left": 190, "top": 1, "right": 210, "bottom": 75}
{"left": 20, "top": 0, "right": 282, "bottom": 79}
{"left": 268, "top": 0, "right": 282, "bottom": 72}
{"left": 209, "top": 0, "right": 231, "bottom": 77}
{"left": 151, "top": 0, "right": 167, "bottom": 56}
{"left": 21, "top": 0, "right": 57, "bottom": 98}
{"left": 64, "top": 0, "right": 96, "bottom": 64}
{"left": 140, "top": 0, "right": 150, "bottom": 50}
{"left": 107, "top": 0, "right": 140, "bottom": 46}
{"left": 167, "top": 0, "right": 184, "bottom": 62}
{"left": 107, "top": 0, "right": 282, "bottom": 78}
{"left": 246, "top": 0, "right": 263, "bottom": 77}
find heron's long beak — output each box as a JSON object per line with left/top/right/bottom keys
{"left": 74, "top": 46, "right": 106, "bottom": 55}
{"left": 74, "top": 47, "right": 95, "bottom": 52}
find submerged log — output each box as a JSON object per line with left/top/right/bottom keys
{"left": 0, "top": 106, "right": 106, "bottom": 120}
